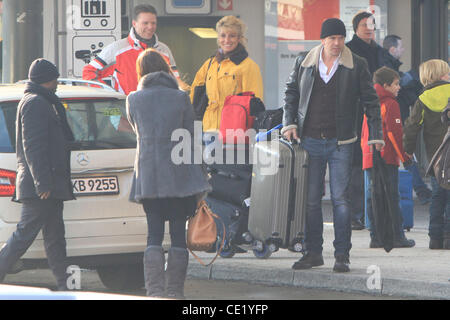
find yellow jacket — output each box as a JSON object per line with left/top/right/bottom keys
{"left": 190, "top": 51, "right": 263, "bottom": 132}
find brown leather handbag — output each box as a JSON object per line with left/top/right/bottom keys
{"left": 187, "top": 200, "right": 225, "bottom": 266}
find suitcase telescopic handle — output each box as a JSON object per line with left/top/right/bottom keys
{"left": 280, "top": 136, "right": 300, "bottom": 145}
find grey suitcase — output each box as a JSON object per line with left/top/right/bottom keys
{"left": 248, "top": 138, "right": 308, "bottom": 255}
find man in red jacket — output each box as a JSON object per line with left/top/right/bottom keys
{"left": 361, "top": 66, "right": 415, "bottom": 248}
{"left": 82, "top": 4, "right": 179, "bottom": 95}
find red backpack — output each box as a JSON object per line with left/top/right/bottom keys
{"left": 219, "top": 92, "right": 264, "bottom": 144}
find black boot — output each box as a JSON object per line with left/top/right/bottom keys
{"left": 443, "top": 233, "right": 450, "bottom": 250}
{"left": 166, "top": 247, "right": 188, "bottom": 299}
{"left": 292, "top": 252, "right": 324, "bottom": 270}
{"left": 143, "top": 246, "right": 166, "bottom": 297}
{"left": 429, "top": 238, "right": 443, "bottom": 249}
{"left": 333, "top": 255, "right": 350, "bottom": 273}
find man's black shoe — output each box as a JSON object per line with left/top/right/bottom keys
{"left": 351, "top": 220, "right": 365, "bottom": 230}
{"left": 292, "top": 252, "right": 324, "bottom": 270}
{"left": 369, "top": 239, "right": 383, "bottom": 248}
{"left": 393, "top": 238, "right": 415, "bottom": 248}
{"left": 333, "top": 255, "right": 350, "bottom": 273}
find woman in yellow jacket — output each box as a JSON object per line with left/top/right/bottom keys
{"left": 190, "top": 15, "right": 263, "bottom": 135}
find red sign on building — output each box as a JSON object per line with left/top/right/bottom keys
{"left": 218, "top": 0, "right": 233, "bottom": 11}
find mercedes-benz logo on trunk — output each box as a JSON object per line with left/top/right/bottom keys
{"left": 76, "top": 153, "right": 89, "bottom": 166}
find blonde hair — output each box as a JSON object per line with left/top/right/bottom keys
{"left": 216, "top": 15, "right": 247, "bottom": 48}
{"left": 419, "top": 59, "right": 450, "bottom": 87}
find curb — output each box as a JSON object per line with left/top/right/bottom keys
{"left": 187, "top": 262, "right": 450, "bottom": 300}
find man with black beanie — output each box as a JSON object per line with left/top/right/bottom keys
{"left": 0, "top": 58, "right": 75, "bottom": 290}
{"left": 282, "top": 18, "right": 384, "bottom": 273}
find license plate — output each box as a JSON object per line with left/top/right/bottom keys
{"left": 72, "top": 176, "right": 119, "bottom": 196}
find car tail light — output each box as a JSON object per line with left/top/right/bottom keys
{"left": 0, "top": 169, "right": 16, "bottom": 197}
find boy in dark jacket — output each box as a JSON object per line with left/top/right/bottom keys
{"left": 403, "top": 59, "right": 450, "bottom": 249}
{"left": 361, "top": 67, "right": 415, "bottom": 248}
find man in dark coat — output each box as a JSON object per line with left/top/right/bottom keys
{"left": 346, "top": 11, "right": 387, "bottom": 231}
{"left": 0, "top": 59, "right": 75, "bottom": 290}
{"left": 282, "top": 18, "right": 384, "bottom": 273}
{"left": 381, "top": 35, "right": 404, "bottom": 74}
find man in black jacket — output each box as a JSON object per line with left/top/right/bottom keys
{"left": 346, "top": 11, "right": 386, "bottom": 231}
{"left": 282, "top": 18, "right": 384, "bottom": 273}
{"left": 0, "top": 59, "right": 75, "bottom": 290}
{"left": 346, "top": 11, "right": 385, "bottom": 74}
{"left": 382, "top": 35, "right": 404, "bottom": 73}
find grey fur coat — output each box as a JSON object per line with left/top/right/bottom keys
{"left": 126, "top": 71, "right": 211, "bottom": 203}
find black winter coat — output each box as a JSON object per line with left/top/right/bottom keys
{"left": 346, "top": 35, "right": 385, "bottom": 75}
{"left": 345, "top": 35, "right": 387, "bottom": 166}
{"left": 380, "top": 50, "right": 402, "bottom": 73}
{"left": 281, "top": 44, "right": 384, "bottom": 147}
{"left": 14, "top": 82, "right": 75, "bottom": 202}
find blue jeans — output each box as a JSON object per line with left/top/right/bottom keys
{"left": 404, "top": 161, "right": 430, "bottom": 195}
{"left": 365, "top": 166, "right": 405, "bottom": 241}
{"left": 429, "top": 177, "right": 450, "bottom": 239}
{"left": 301, "top": 137, "right": 353, "bottom": 258}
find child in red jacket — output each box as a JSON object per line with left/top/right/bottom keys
{"left": 361, "top": 66, "right": 415, "bottom": 248}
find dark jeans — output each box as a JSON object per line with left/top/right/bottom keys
{"left": 143, "top": 196, "right": 197, "bottom": 248}
{"left": 429, "top": 177, "right": 450, "bottom": 239}
{"left": 365, "top": 166, "right": 405, "bottom": 241}
{"left": 301, "top": 137, "right": 353, "bottom": 258}
{"left": 405, "top": 161, "right": 430, "bottom": 195}
{"left": 349, "top": 166, "right": 365, "bottom": 223}
{"left": 0, "top": 199, "right": 68, "bottom": 287}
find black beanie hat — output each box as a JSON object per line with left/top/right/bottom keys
{"left": 28, "top": 58, "right": 60, "bottom": 84}
{"left": 352, "top": 11, "right": 374, "bottom": 32}
{"left": 320, "top": 18, "right": 346, "bottom": 39}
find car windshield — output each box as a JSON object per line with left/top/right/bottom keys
{"left": 0, "top": 98, "right": 136, "bottom": 153}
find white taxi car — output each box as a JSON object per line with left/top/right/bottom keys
{"left": 0, "top": 80, "right": 149, "bottom": 290}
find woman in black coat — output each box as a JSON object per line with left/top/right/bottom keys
{"left": 126, "top": 49, "right": 211, "bottom": 298}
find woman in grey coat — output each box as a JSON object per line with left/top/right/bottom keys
{"left": 126, "top": 49, "right": 211, "bottom": 298}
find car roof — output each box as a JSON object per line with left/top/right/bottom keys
{"left": 0, "top": 83, "right": 126, "bottom": 101}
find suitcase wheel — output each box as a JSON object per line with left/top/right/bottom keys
{"left": 252, "top": 240, "right": 272, "bottom": 259}
{"left": 288, "top": 238, "right": 304, "bottom": 253}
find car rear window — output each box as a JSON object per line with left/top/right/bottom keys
{"left": 0, "top": 98, "right": 136, "bottom": 153}
{"left": 65, "top": 99, "right": 136, "bottom": 150}
{"left": 0, "top": 102, "right": 17, "bottom": 153}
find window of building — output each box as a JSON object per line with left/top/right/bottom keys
{"left": 264, "top": 0, "right": 388, "bottom": 108}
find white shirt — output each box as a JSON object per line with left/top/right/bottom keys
{"left": 318, "top": 47, "right": 341, "bottom": 83}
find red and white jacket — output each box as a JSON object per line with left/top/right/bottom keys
{"left": 82, "top": 28, "right": 178, "bottom": 95}
{"left": 361, "top": 83, "right": 409, "bottom": 169}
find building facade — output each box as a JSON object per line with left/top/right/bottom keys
{"left": 0, "top": 0, "right": 448, "bottom": 107}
